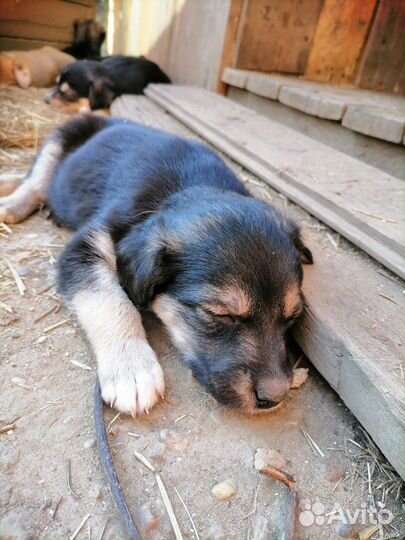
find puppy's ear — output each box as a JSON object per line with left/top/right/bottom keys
{"left": 292, "top": 229, "right": 313, "bottom": 264}
{"left": 89, "top": 78, "right": 114, "bottom": 110}
{"left": 116, "top": 218, "right": 176, "bottom": 308}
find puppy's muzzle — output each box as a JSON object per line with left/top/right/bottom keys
{"left": 254, "top": 377, "right": 291, "bottom": 409}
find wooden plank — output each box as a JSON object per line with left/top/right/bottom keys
{"left": 0, "top": 0, "right": 95, "bottom": 24}
{"left": 112, "top": 94, "right": 405, "bottom": 480}
{"left": 0, "top": 0, "right": 95, "bottom": 46}
{"left": 221, "top": 67, "right": 250, "bottom": 89}
{"left": 0, "top": 37, "right": 67, "bottom": 51}
{"left": 145, "top": 85, "right": 405, "bottom": 280}
{"left": 236, "top": 0, "right": 324, "bottom": 74}
{"left": 216, "top": 0, "right": 245, "bottom": 95}
{"left": 343, "top": 105, "right": 405, "bottom": 144}
{"left": 139, "top": 0, "right": 232, "bottom": 91}
{"left": 305, "top": 0, "right": 377, "bottom": 85}
{"left": 227, "top": 86, "right": 405, "bottom": 179}
{"left": 0, "top": 21, "right": 72, "bottom": 44}
{"left": 279, "top": 86, "right": 344, "bottom": 120}
{"left": 225, "top": 69, "right": 405, "bottom": 141}
{"left": 356, "top": 0, "right": 405, "bottom": 95}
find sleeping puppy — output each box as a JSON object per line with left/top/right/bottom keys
{"left": 0, "top": 46, "right": 75, "bottom": 88}
{"left": 45, "top": 55, "right": 171, "bottom": 112}
{"left": 0, "top": 116, "right": 313, "bottom": 416}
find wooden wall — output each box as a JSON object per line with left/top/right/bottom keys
{"left": 224, "top": 0, "right": 405, "bottom": 95}
{"left": 0, "top": 0, "right": 96, "bottom": 51}
{"left": 109, "top": 0, "right": 231, "bottom": 91}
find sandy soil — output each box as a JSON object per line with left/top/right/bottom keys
{"left": 0, "top": 88, "right": 404, "bottom": 540}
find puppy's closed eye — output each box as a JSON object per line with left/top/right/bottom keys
{"left": 197, "top": 306, "right": 238, "bottom": 326}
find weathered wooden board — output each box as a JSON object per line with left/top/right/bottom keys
{"left": 216, "top": 0, "right": 245, "bottom": 95}
{"left": 222, "top": 67, "right": 250, "bottom": 89}
{"left": 227, "top": 86, "right": 405, "bottom": 179}
{"left": 279, "top": 86, "right": 344, "bottom": 120}
{"left": 223, "top": 69, "right": 405, "bottom": 142}
{"left": 305, "top": 0, "right": 377, "bottom": 85}
{"left": 0, "top": 0, "right": 95, "bottom": 49}
{"left": 113, "top": 94, "right": 405, "bottom": 479}
{"left": 356, "top": 0, "right": 405, "bottom": 95}
{"left": 342, "top": 105, "right": 405, "bottom": 144}
{"left": 0, "top": 37, "right": 66, "bottom": 51}
{"left": 236, "top": 0, "right": 324, "bottom": 74}
{"left": 146, "top": 85, "right": 405, "bottom": 280}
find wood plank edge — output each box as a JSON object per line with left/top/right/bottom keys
{"left": 145, "top": 86, "right": 405, "bottom": 281}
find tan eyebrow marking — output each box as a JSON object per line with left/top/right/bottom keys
{"left": 284, "top": 283, "right": 303, "bottom": 319}
{"left": 201, "top": 285, "right": 252, "bottom": 317}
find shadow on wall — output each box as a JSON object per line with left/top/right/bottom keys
{"left": 107, "top": 0, "right": 231, "bottom": 91}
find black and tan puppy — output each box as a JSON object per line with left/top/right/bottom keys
{"left": 45, "top": 56, "right": 171, "bottom": 111}
{"left": 63, "top": 19, "right": 106, "bottom": 60}
{"left": 0, "top": 116, "right": 313, "bottom": 416}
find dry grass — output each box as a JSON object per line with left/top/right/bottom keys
{"left": 0, "top": 85, "right": 68, "bottom": 171}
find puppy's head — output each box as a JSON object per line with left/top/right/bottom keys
{"left": 117, "top": 189, "right": 313, "bottom": 414}
{"left": 45, "top": 60, "right": 113, "bottom": 111}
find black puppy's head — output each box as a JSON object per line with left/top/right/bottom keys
{"left": 45, "top": 60, "right": 114, "bottom": 111}
{"left": 117, "top": 188, "right": 313, "bottom": 415}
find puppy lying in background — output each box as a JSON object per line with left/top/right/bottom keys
{"left": 0, "top": 116, "right": 313, "bottom": 416}
{"left": 63, "top": 19, "right": 106, "bottom": 60}
{"left": 45, "top": 55, "right": 171, "bottom": 112}
{"left": 0, "top": 46, "right": 75, "bottom": 88}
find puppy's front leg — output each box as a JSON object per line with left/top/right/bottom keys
{"left": 59, "top": 226, "right": 165, "bottom": 416}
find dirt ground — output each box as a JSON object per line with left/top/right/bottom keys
{"left": 0, "top": 87, "right": 404, "bottom": 540}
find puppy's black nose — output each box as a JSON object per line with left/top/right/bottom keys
{"left": 255, "top": 390, "right": 280, "bottom": 409}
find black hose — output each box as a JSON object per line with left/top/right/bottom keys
{"left": 94, "top": 379, "right": 143, "bottom": 539}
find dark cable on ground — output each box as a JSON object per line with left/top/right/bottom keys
{"left": 94, "top": 379, "right": 143, "bottom": 539}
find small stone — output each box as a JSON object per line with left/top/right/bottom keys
{"left": 37, "top": 336, "right": 47, "bottom": 344}
{"left": 254, "top": 448, "right": 286, "bottom": 471}
{"left": 83, "top": 438, "right": 96, "bottom": 449}
{"left": 291, "top": 368, "right": 309, "bottom": 389}
{"left": 138, "top": 502, "right": 158, "bottom": 532}
{"left": 212, "top": 479, "right": 236, "bottom": 500}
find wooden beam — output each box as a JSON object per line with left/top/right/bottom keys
{"left": 356, "top": 0, "right": 405, "bottom": 95}
{"left": 0, "top": 0, "right": 95, "bottom": 49}
{"left": 305, "top": 0, "right": 377, "bottom": 85}
{"left": 236, "top": 0, "right": 324, "bottom": 74}
{"left": 216, "top": 0, "right": 246, "bottom": 95}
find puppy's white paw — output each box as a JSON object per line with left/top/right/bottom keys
{"left": 0, "top": 194, "right": 32, "bottom": 223}
{"left": 98, "top": 339, "right": 165, "bottom": 416}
